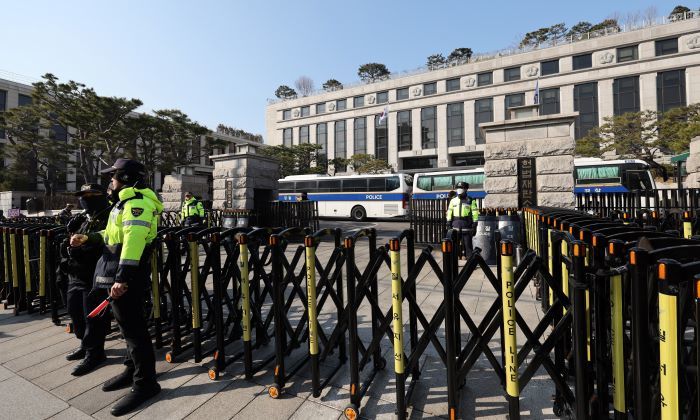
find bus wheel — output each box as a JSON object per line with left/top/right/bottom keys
{"left": 351, "top": 206, "right": 367, "bottom": 221}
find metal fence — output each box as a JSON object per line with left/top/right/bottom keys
{"left": 409, "top": 197, "right": 484, "bottom": 244}
{"left": 575, "top": 188, "right": 700, "bottom": 217}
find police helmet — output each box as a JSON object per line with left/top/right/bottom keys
{"left": 455, "top": 181, "right": 469, "bottom": 190}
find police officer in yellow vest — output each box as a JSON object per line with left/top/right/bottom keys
{"left": 181, "top": 192, "right": 204, "bottom": 226}
{"left": 71, "top": 158, "right": 163, "bottom": 416}
{"left": 446, "top": 181, "right": 479, "bottom": 259}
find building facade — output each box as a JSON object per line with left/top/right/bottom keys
{"left": 0, "top": 76, "right": 261, "bottom": 196}
{"left": 266, "top": 16, "right": 700, "bottom": 172}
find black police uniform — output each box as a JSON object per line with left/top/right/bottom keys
{"left": 61, "top": 186, "right": 112, "bottom": 366}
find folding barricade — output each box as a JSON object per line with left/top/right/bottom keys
{"left": 208, "top": 227, "right": 279, "bottom": 380}
{"left": 267, "top": 227, "right": 347, "bottom": 398}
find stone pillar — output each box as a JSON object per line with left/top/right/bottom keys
{"left": 211, "top": 153, "right": 280, "bottom": 210}
{"left": 160, "top": 174, "right": 210, "bottom": 212}
{"left": 482, "top": 109, "right": 577, "bottom": 209}
{"left": 685, "top": 136, "right": 700, "bottom": 188}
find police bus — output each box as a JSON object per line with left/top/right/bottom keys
{"left": 412, "top": 158, "right": 655, "bottom": 197}
{"left": 277, "top": 173, "right": 413, "bottom": 221}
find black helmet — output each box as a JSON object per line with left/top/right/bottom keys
{"left": 455, "top": 181, "right": 469, "bottom": 190}
{"left": 100, "top": 158, "right": 146, "bottom": 184}
{"left": 74, "top": 183, "right": 107, "bottom": 197}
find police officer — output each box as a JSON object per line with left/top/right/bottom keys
{"left": 181, "top": 192, "right": 204, "bottom": 226}
{"left": 63, "top": 184, "right": 113, "bottom": 377}
{"left": 446, "top": 181, "right": 479, "bottom": 259}
{"left": 71, "top": 159, "right": 163, "bottom": 416}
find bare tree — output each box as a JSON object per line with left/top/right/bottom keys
{"left": 643, "top": 6, "right": 657, "bottom": 24}
{"left": 294, "top": 76, "right": 315, "bottom": 97}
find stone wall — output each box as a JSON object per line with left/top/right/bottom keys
{"left": 211, "top": 153, "right": 280, "bottom": 210}
{"left": 685, "top": 136, "right": 700, "bottom": 188}
{"left": 160, "top": 174, "right": 210, "bottom": 212}
{"left": 482, "top": 113, "right": 577, "bottom": 209}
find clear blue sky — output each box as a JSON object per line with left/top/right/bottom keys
{"left": 2, "top": 0, "right": 678, "bottom": 139}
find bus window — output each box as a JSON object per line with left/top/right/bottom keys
{"left": 318, "top": 179, "right": 341, "bottom": 192}
{"left": 368, "top": 177, "right": 386, "bottom": 192}
{"left": 454, "top": 173, "right": 485, "bottom": 187}
{"left": 432, "top": 175, "right": 453, "bottom": 191}
{"left": 385, "top": 176, "right": 400, "bottom": 191}
{"left": 575, "top": 166, "right": 621, "bottom": 185}
{"left": 343, "top": 178, "right": 367, "bottom": 192}
{"left": 417, "top": 176, "right": 432, "bottom": 191}
{"left": 279, "top": 181, "right": 295, "bottom": 193}
{"left": 625, "top": 170, "right": 653, "bottom": 190}
{"left": 295, "top": 181, "right": 318, "bottom": 192}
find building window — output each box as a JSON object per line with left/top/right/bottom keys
{"left": 18, "top": 94, "right": 32, "bottom": 106}
{"left": 504, "top": 67, "right": 520, "bottom": 82}
{"left": 474, "top": 98, "right": 493, "bottom": 143}
{"left": 402, "top": 157, "right": 437, "bottom": 170}
{"left": 421, "top": 107, "right": 437, "bottom": 149}
{"left": 446, "top": 78, "right": 460, "bottom": 92}
{"left": 301, "top": 106, "right": 310, "bottom": 117}
{"left": 282, "top": 109, "right": 291, "bottom": 120}
{"left": 539, "top": 88, "right": 560, "bottom": 115}
{"left": 283, "top": 128, "right": 293, "bottom": 147}
{"left": 316, "top": 123, "right": 327, "bottom": 161}
{"left": 613, "top": 76, "right": 640, "bottom": 115}
{"left": 354, "top": 117, "right": 366, "bottom": 154}
{"left": 505, "top": 93, "right": 525, "bottom": 120}
{"left": 541, "top": 59, "right": 559, "bottom": 76}
{"left": 617, "top": 45, "right": 638, "bottom": 63}
{"left": 572, "top": 53, "right": 592, "bottom": 70}
{"left": 353, "top": 96, "right": 364, "bottom": 108}
{"left": 396, "top": 88, "right": 409, "bottom": 100}
{"left": 299, "top": 126, "right": 309, "bottom": 143}
{"left": 375, "top": 115, "right": 388, "bottom": 162}
{"left": 477, "top": 72, "right": 492, "bottom": 86}
{"left": 657, "top": 69, "right": 686, "bottom": 113}
{"left": 397, "top": 110, "right": 412, "bottom": 151}
{"left": 656, "top": 38, "right": 678, "bottom": 56}
{"left": 0, "top": 90, "right": 6, "bottom": 139}
{"left": 574, "top": 82, "right": 598, "bottom": 139}
{"left": 316, "top": 103, "right": 325, "bottom": 114}
{"left": 423, "top": 82, "right": 437, "bottom": 96}
{"left": 447, "top": 102, "right": 464, "bottom": 147}
{"left": 334, "top": 120, "right": 346, "bottom": 161}
{"left": 336, "top": 99, "right": 346, "bottom": 111}
{"left": 376, "top": 91, "right": 388, "bottom": 104}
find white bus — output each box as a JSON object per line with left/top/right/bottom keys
{"left": 277, "top": 173, "right": 413, "bottom": 221}
{"left": 412, "top": 158, "right": 656, "bottom": 198}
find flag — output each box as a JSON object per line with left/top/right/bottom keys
{"left": 378, "top": 106, "right": 388, "bottom": 124}
{"left": 533, "top": 79, "right": 540, "bottom": 105}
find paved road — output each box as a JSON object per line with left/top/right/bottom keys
{"left": 318, "top": 218, "right": 410, "bottom": 242}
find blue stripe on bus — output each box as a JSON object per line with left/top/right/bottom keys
{"left": 574, "top": 186, "right": 629, "bottom": 193}
{"left": 412, "top": 191, "right": 486, "bottom": 199}
{"left": 278, "top": 193, "right": 406, "bottom": 201}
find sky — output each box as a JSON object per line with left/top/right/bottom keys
{"left": 1, "top": 0, "right": 681, "bottom": 140}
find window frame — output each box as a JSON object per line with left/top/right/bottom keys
{"left": 446, "top": 78, "right": 461, "bottom": 92}
{"left": 540, "top": 59, "right": 559, "bottom": 76}
{"left": 282, "top": 109, "right": 291, "bottom": 120}
{"left": 572, "top": 53, "right": 592, "bottom": 70}
{"left": 300, "top": 106, "right": 310, "bottom": 117}
{"left": 446, "top": 102, "right": 464, "bottom": 147}
{"left": 353, "top": 95, "right": 364, "bottom": 108}
{"left": 336, "top": 99, "right": 347, "bottom": 111}
{"left": 504, "top": 67, "right": 520, "bottom": 82}
{"left": 474, "top": 98, "right": 493, "bottom": 143}
{"left": 617, "top": 45, "right": 638, "bottom": 63}
{"left": 315, "top": 103, "right": 325, "bottom": 114}
{"left": 376, "top": 91, "right": 388, "bottom": 104}
{"left": 423, "top": 82, "right": 437, "bottom": 96}
{"left": 539, "top": 87, "right": 560, "bottom": 116}
{"left": 420, "top": 106, "right": 437, "bottom": 149}
{"left": 353, "top": 117, "right": 367, "bottom": 154}
{"left": 655, "top": 37, "right": 678, "bottom": 56}
{"left": 477, "top": 72, "right": 493, "bottom": 86}
{"left": 397, "top": 110, "right": 412, "bottom": 152}
{"left": 282, "top": 128, "right": 293, "bottom": 147}
{"left": 396, "top": 88, "right": 409, "bottom": 101}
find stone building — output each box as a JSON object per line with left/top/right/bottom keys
{"left": 266, "top": 14, "right": 700, "bottom": 172}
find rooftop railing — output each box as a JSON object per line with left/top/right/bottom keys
{"left": 268, "top": 10, "right": 700, "bottom": 105}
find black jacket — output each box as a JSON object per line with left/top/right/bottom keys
{"left": 58, "top": 206, "right": 112, "bottom": 290}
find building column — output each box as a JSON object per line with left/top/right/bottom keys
{"left": 387, "top": 113, "right": 398, "bottom": 169}
{"left": 411, "top": 108, "right": 422, "bottom": 151}
{"left": 560, "top": 84, "right": 574, "bottom": 114}
{"left": 327, "top": 121, "right": 336, "bottom": 160}
{"left": 366, "top": 116, "right": 376, "bottom": 157}
{"left": 639, "top": 72, "right": 657, "bottom": 112}
{"left": 493, "top": 95, "right": 506, "bottom": 121}
{"left": 687, "top": 67, "right": 700, "bottom": 105}
{"left": 346, "top": 118, "right": 355, "bottom": 158}
{"left": 437, "top": 104, "right": 449, "bottom": 168}
{"left": 598, "top": 79, "right": 614, "bottom": 124}
{"left": 464, "top": 100, "right": 476, "bottom": 147}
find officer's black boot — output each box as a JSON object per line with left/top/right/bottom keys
{"left": 71, "top": 352, "right": 106, "bottom": 376}
{"left": 102, "top": 368, "right": 135, "bottom": 391}
{"left": 66, "top": 348, "right": 85, "bottom": 361}
{"left": 110, "top": 384, "right": 160, "bottom": 417}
